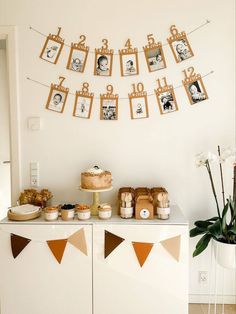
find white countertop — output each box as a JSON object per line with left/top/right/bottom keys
{"left": 0, "top": 205, "right": 188, "bottom": 226}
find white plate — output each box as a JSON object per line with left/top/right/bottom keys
{"left": 9, "top": 204, "right": 41, "bottom": 215}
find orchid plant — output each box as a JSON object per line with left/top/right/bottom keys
{"left": 190, "top": 146, "right": 236, "bottom": 257}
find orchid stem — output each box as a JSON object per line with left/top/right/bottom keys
{"left": 218, "top": 145, "right": 225, "bottom": 207}
{"left": 206, "top": 160, "right": 221, "bottom": 218}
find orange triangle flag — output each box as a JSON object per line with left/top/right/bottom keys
{"left": 11, "top": 233, "right": 31, "bottom": 259}
{"left": 47, "top": 239, "right": 68, "bottom": 264}
{"left": 104, "top": 230, "right": 125, "bottom": 258}
{"left": 160, "top": 235, "right": 181, "bottom": 262}
{"left": 132, "top": 242, "right": 154, "bottom": 267}
{"left": 68, "top": 229, "right": 87, "bottom": 256}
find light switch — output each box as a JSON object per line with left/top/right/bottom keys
{"left": 28, "top": 117, "right": 41, "bottom": 131}
{"left": 30, "top": 162, "right": 39, "bottom": 187}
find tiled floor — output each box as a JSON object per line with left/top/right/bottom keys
{"left": 189, "top": 303, "right": 236, "bottom": 314}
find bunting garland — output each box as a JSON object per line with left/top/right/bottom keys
{"left": 132, "top": 242, "right": 154, "bottom": 267}
{"left": 8, "top": 228, "right": 87, "bottom": 263}
{"left": 160, "top": 235, "right": 181, "bottom": 262}
{"left": 68, "top": 228, "right": 88, "bottom": 256}
{"left": 47, "top": 239, "right": 68, "bottom": 264}
{"left": 11, "top": 233, "right": 31, "bottom": 259}
{"left": 104, "top": 230, "right": 182, "bottom": 267}
{"left": 3, "top": 229, "right": 182, "bottom": 268}
{"left": 104, "top": 230, "right": 125, "bottom": 258}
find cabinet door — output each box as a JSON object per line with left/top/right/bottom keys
{"left": 93, "top": 224, "right": 188, "bottom": 314}
{"left": 0, "top": 224, "right": 92, "bottom": 314}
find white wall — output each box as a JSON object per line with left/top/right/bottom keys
{"left": 0, "top": 0, "right": 235, "bottom": 302}
{"left": 0, "top": 47, "right": 11, "bottom": 219}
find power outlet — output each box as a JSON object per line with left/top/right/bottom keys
{"left": 199, "top": 271, "right": 208, "bottom": 284}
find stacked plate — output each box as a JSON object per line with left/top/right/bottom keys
{"left": 8, "top": 204, "right": 41, "bottom": 221}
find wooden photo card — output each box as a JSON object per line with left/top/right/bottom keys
{"left": 67, "top": 35, "right": 89, "bottom": 73}
{"left": 129, "top": 83, "right": 148, "bottom": 119}
{"left": 182, "top": 67, "right": 208, "bottom": 105}
{"left": 143, "top": 34, "right": 166, "bottom": 72}
{"left": 155, "top": 78, "right": 178, "bottom": 114}
{"left": 73, "top": 82, "right": 93, "bottom": 119}
{"left": 119, "top": 39, "right": 139, "bottom": 76}
{"left": 94, "top": 39, "right": 113, "bottom": 76}
{"left": 100, "top": 85, "right": 118, "bottom": 120}
{"left": 167, "top": 25, "right": 194, "bottom": 63}
{"left": 45, "top": 77, "right": 69, "bottom": 113}
{"left": 40, "top": 27, "right": 64, "bottom": 64}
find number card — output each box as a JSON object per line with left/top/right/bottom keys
{"left": 67, "top": 35, "right": 89, "bottom": 73}
{"left": 154, "top": 77, "right": 178, "bottom": 114}
{"left": 100, "top": 85, "right": 118, "bottom": 120}
{"left": 129, "top": 83, "right": 149, "bottom": 119}
{"left": 143, "top": 34, "right": 166, "bottom": 72}
{"left": 40, "top": 27, "right": 64, "bottom": 64}
{"left": 73, "top": 82, "right": 93, "bottom": 119}
{"left": 167, "top": 25, "right": 194, "bottom": 63}
{"left": 182, "top": 67, "right": 208, "bottom": 105}
{"left": 119, "top": 39, "right": 139, "bottom": 76}
{"left": 45, "top": 76, "right": 69, "bottom": 113}
{"left": 94, "top": 39, "right": 113, "bottom": 76}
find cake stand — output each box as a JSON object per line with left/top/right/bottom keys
{"left": 79, "top": 186, "right": 113, "bottom": 216}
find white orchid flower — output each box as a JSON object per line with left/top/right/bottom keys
{"left": 219, "top": 147, "right": 236, "bottom": 164}
{"left": 195, "top": 152, "right": 217, "bottom": 167}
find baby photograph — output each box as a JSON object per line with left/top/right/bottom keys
{"left": 40, "top": 39, "right": 62, "bottom": 64}
{"left": 145, "top": 47, "right": 166, "bottom": 72}
{"left": 73, "top": 96, "right": 92, "bottom": 118}
{"left": 130, "top": 96, "right": 148, "bottom": 119}
{"left": 46, "top": 89, "right": 67, "bottom": 113}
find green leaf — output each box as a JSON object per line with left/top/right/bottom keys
{"left": 193, "top": 234, "right": 212, "bottom": 257}
{"left": 206, "top": 217, "right": 219, "bottom": 222}
{"left": 229, "top": 226, "right": 236, "bottom": 235}
{"left": 207, "top": 219, "right": 222, "bottom": 237}
{"left": 194, "top": 220, "right": 213, "bottom": 230}
{"left": 190, "top": 227, "right": 206, "bottom": 237}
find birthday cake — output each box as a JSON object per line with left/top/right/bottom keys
{"left": 81, "top": 166, "right": 112, "bottom": 190}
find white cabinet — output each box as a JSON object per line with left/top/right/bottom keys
{"left": 93, "top": 224, "right": 188, "bottom": 314}
{"left": 0, "top": 224, "right": 93, "bottom": 314}
{"left": 0, "top": 206, "right": 188, "bottom": 314}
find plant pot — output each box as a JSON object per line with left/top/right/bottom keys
{"left": 213, "top": 239, "right": 236, "bottom": 269}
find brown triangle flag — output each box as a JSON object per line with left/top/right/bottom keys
{"left": 104, "top": 230, "right": 125, "bottom": 258}
{"left": 47, "top": 239, "right": 68, "bottom": 264}
{"left": 132, "top": 242, "right": 154, "bottom": 267}
{"left": 11, "top": 233, "right": 31, "bottom": 259}
{"left": 160, "top": 235, "right": 181, "bottom": 262}
{"left": 68, "top": 229, "right": 87, "bottom": 256}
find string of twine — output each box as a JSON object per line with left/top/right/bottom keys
{"left": 0, "top": 227, "right": 184, "bottom": 245}
{"left": 26, "top": 70, "right": 214, "bottom": 99}
{"left": 29, "top": 19, "right": 211, "bottom": 55}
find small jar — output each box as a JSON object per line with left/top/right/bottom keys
{"left": 44, "top": 207, "right": 59, "bottom": 221}
{"left": 61, "top": 208, "right": 75, "bottom": 221}
{"left": 77, "top": 205, "right": 91, "bottom": 220}
{"left": 157, "top": 207, "right": 170, "bottom": 220}
{"left": 120, "top": 207, "right": 133, "bottom": 219}
{"left": 98, "top": 204, "right": 112, "bottom": 220}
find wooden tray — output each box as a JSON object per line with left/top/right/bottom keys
{"left": 8, "top": 209, "right": 41, "bottom": 221}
